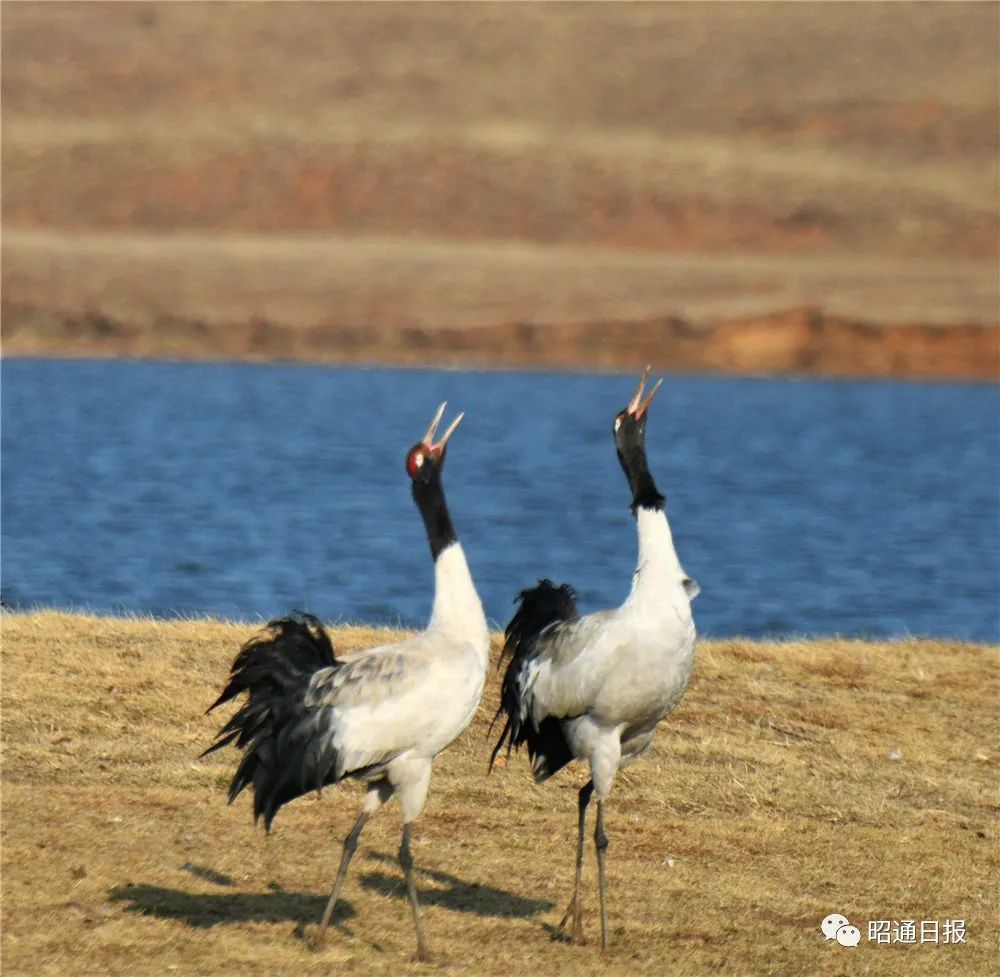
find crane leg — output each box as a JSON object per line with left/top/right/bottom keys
{"left": 313, "top": 808, "right": 370, "bottom": 948}
{"left": 594, "top": 799, "right": 609, "bottom": 951}
{"left": 556, "top": 780, "right": 593, "bottom": 944}
{"left": 399, "top": 822, "right": 430, "bottom": 961}
{"left": 314, "top": 780, "right": 392, "bottom": 949}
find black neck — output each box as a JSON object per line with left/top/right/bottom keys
{"left": 617, "top": 445, "right": 666, "bottom": 514}
{"left": 411, "top": 474, "right": 457, "bottom": 560}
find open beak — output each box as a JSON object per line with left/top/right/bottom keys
{"left": 421, "top": 402, "right": 464, "bottom": 455}
{"left": 626, "top": 366, "right": 663, "bottom": 421}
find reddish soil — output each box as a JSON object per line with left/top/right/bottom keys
{"left": 5, "top": 303, "right": 996, "bottom": 382}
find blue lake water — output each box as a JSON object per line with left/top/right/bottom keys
{"left": 2, "top": 359, "right": 998, "bottom": 641}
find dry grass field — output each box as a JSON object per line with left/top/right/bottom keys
{"left": 2, "top": 612, "right": 997, "bottom": 976}
{"left": 3, "top": 3, "right": 998, "bottom": 375}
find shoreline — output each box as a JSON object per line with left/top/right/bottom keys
{"left": 2, "top": 609, "right": 995, "bottom": 646}
{"left": 5, "top": 305, "right": 998, "bottom": 382}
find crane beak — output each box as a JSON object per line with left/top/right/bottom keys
{"left": 627, "top": 366, "right": 663, "bottom": 420}
{"left": 421, "top": 402, "right": 464, "bottom": 455}
{"left": 421, "top": 402, "right": 447, "bottom": 445}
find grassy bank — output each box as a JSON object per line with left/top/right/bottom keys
{"left": 2, "top": 612, "right": 997, "bottom": 975}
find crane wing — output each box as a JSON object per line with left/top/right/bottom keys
{"left": 203, "top": 614, "right": 434, "bottom": 830}
{"left": 490, "top": 579, "right": 595, "bottom": 781}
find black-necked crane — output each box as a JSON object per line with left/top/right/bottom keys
{"left": 203, "top": 403, "right": 488, "bottom": 960}
{"left": 490, "top": 369, "right": 699, "bottom": 950}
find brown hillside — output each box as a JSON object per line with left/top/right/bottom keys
{"left": 2, "top": 3, "right": 998, "bottom": 375}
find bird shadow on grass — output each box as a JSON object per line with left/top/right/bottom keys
{"left": 108, "top": 853, "right": 552, "bottom": 930}
{"left": 108, "top": 881, "right": 357, "bottom": 933}
{"left": 358, "top": 851, "right": 554, "bottom": 919}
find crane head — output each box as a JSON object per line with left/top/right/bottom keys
{"left": 613, "top": 367, "right": 666, "bottom": 511}
{"left": 406, "top": 402, "right": 464, "bottom": 483}
{"left": 613, "top": 366, "right": 662, "bottom": 446}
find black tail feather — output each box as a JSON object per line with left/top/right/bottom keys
{"left": 490, "top": 579, "right": 579, "bottom": 780}
{"left": 202, "top": 613, "right": 341, "bottom": 830}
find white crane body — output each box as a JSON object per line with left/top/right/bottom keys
{"left": 204, "top": 404, "right": 484, "bottom": 959}
{"left": 491, "top": 371, "right": 699, "bottom": 950}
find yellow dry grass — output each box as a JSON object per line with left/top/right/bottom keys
{"left": 2, "top": 612, "right": 997, "bottom": 976}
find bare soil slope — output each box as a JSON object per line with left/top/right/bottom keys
{"left": 3, "top": 3, "right": 998, "bottom": 375}
{"left": 3, "top": 613, "right": 998, "bottom": 976}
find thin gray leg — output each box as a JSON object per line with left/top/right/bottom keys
{"left": 557, "top": 780, "right": 593, "bottom": 943}
{"left": 313, "top": 809, "right": 369, "bottom": 948}
{"left": 400, "top": 822, "right": 430, "bottom": 961}
{"left": 594, "top": 799, "right": 609, "bottom": 951}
